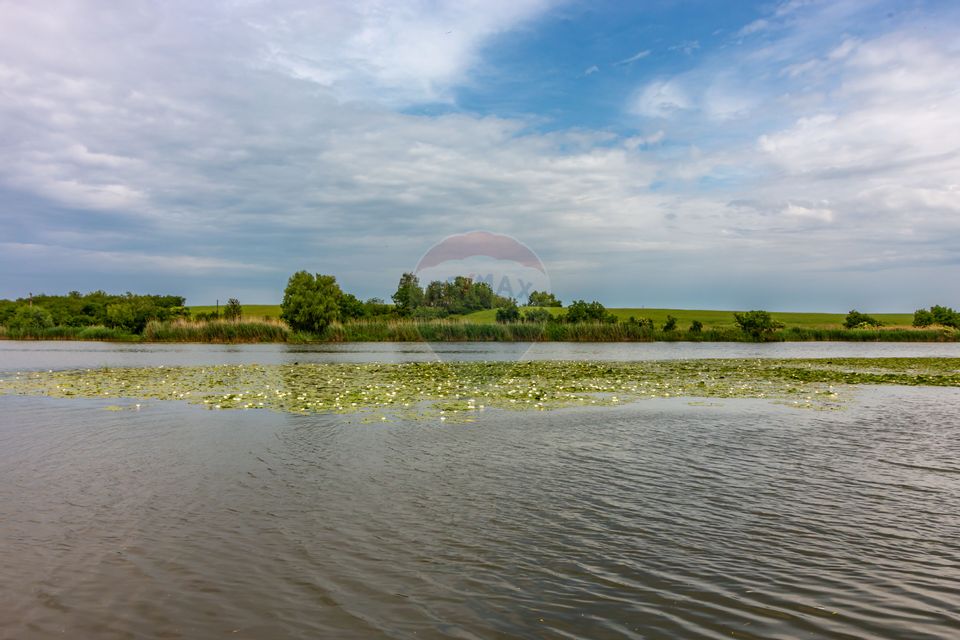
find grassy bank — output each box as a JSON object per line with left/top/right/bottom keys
{"left": 189, "top": 305, "right": 916, "bottom": 329}
{"left": 463, "top": 307, "right": 916, "bottom": 328}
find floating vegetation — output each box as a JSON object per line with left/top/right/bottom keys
{"left": 1, "top": 358, "right": 958, "bottom": 419}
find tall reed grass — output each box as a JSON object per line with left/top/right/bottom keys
{"left": 776, "top": 326, "right": 956, "bottom": 342}
{"left": 2, "top": 319, "right": 955, "bottom": 343}
{"left": 308, "top": 320, "right": 766, "bottom": 342}
{"left": 324, "top": 320, "right": 957, "bottom": 342}
{"left": 144, "top": 318, "right": 290, "bottom": 343}
{"left": 0, "top": 325, "right": 140, "bottom": 341}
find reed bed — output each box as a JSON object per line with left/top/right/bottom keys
{"left": 144, "top": 318, "right": 290, "bottom": 343}
{"left": 2, "top": 319, "right": 955, "bottom": 343}
{"left": 0, "top": 325, "right": 140, "bottom": 341}
{"left": 776, "top": 326, "right": 956, "bottom": 342}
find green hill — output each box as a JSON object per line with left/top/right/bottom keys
{"left": 463, "top": 307, "right": 914, "bottom": 328}
{"left": 188, "top": 305, "right": 282, "bottom": 319}
{"left": 188, "top": 304, "right": 914, "bottom": 329}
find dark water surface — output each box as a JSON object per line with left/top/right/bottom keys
{"left": 4, "top": 339, "right": 960, "bottom": 371}
{"left": 2, "top": 344, "right": 960, "bottom": 639}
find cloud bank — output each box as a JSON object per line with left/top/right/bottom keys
{"left": 1, "top": 0, "right": 958, "bottom": 310}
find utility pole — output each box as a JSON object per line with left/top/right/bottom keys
{"left": 216, "top": 299, "right": 219, "bottom": 317}
{"left": 28, "top": 292, "right": 33, "bottom": 307}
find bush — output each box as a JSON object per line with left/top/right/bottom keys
{"left": 496, "top": 303, "right": 521, "bottom": 323}
{"left": 280, "top": 271, "right": 342, "bottom": 333}
{"left": 733, "top": 310, "right": 784, "bottom": 341}
{"left": 662, "top": 315, "right": 678, "bottom": 332}
{"left": 522, "top": 308, "right": 552, "bottom": 323}
{"left": 913, "top": 308, "right": 934, "bottom": 327}
{"left": 412, "top": 306, "right": 448, "bottom": 320}
{"left": 625, "top": 316, "right": 655, "bottom": 331}
{"left": 913, "top": 306, "right": 959, "bottom": 328}
{"left": 565, "top": 300, "right": 610, "bottom": 323}
{"left": 931, "top": 305, "right": 960, "bottom": 328}
{"left": 689, "top": 319, "right": 703, "bottom": 333}
{"left": 844, "top": 309, "right": 881, "bottom": 329}
{"left": 224, "top": 298, "right": 242, "bottom": 320}
{"left": 362, "top": 297, "right": 393, "bottom": 318}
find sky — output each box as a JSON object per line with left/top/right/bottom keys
{"left": 2, "top": 0, "right": 959, "bottom": 311}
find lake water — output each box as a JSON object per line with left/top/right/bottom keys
{"left": 2, "top": 341, "right": 959, "bottom": 639}
{"left": 4, "top": 339, "right": 960, "bottom": 370}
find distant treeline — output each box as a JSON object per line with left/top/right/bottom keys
{"left": 391, "top": 273, "right": 515, "bottom": 318}
{"left": 0, "top": 291, "right": 186, "bottom": 335}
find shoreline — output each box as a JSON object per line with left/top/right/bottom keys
{"left": 1, "top": 333, "right": 958, "bottom": 344}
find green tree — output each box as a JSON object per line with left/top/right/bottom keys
{"left": 495, "top": 302, "right": 521, "bottom": 323}
{"left": 733, "top": 310, "right": 784, "bottom": 341}
{"left": 7, "top": 305, "right": 54, "bottom": 331}
{"left": 565, "top": 300, "right": 610, "bottom": 323}
{"left": 913, "top": 306, "right": 959, "bottom": 328}
{"left": 338, "top": 293, "right": 366, "bottom": 320}
{"left": 0, "top": 299, "right": 17, "bottom": 326}
{"left": 0, "top": 291, "right": 184, "bottom": 331}
{"left": 224, "top": 298, "right": 242, "bottom": 320}
{"left": 930, "top": 305, "right": 960, "bottom": 328}
{"left": 281, "top": 271, "right": 342, "bottom": 333}
{"left": 527, "top": 291, "right": 562, "bottom": 307}
{"left": 689, "top": 319, "right": 703, "bottom": 333}
{"left": 844, "top": 309, "right": 881, "bottom": 329}
{"left": 392, "top": 273, "right": 424, "bottom": 316}
{"left": 106, "top": 302, "right": 137, "bottom": 331}
{"left": 662, "top": 315, "right": 678, "bottom": 332}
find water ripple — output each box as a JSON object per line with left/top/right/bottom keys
{"left": 2, "top": 387, "right": 960, "bottom": 638}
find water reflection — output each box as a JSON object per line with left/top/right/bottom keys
{"left": 4, "top": 339, "right": 960, "bottom": 372}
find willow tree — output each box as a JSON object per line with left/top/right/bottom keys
{"left": 281, "top": 272, "right": 342, "bottom": 334}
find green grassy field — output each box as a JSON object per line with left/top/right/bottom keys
{"left": 462, "top": 307, "right": 914, "bottom": 328}
{"left": 189, "top": 305, "right": 914, "bottom": 328}
{"left": 188, "top": 305, "right": 283, "bottom": 319}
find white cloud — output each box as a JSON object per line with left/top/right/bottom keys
{"left": 702, "top": 81, "right": 759, "bottom": 121}
{"left": 669, "top": 40, "right": 700, "bottom": 55}
{"left": 737, "top": 19, "right": 769, "bottom": 37}
{"left": 783, "top": 202, "right": 833, "bottom": 222}
{"left": 616, "top": 49, "right": 651, "bottom": 65}
{"left": 624, "top": 131, "right": 665, "bottom": 149}
{"left": 630, "top": 80, "right": 692, "bottom": 117}
{"left": 828, "top": 37, "right": 859, "bottom": 60}
{"left": 249, "top": 0, "right": 553, "bottom": 104}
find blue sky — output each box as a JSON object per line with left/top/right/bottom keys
{"left": 2, "top": 0, "right": 959, "bottom": 310}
